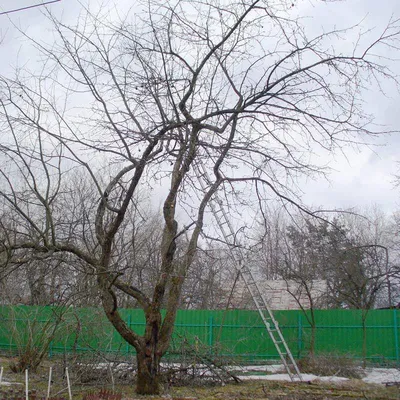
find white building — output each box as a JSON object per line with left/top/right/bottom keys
{"left": 228, "top": 279, "right": 327, "bottom": 310}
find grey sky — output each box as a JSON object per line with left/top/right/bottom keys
{"left": 300, "top": 0, "right": 400, "bottom": 213}
{"left": 0, "top": 0, "right": 399, "bottom": 214}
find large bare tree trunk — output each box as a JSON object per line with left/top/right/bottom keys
{"left": 136, "top": 345, "right": 161, "bottom": 394}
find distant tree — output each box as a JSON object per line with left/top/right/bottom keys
{"left": 282, "top": 215, "right": 391, "bottom": 310}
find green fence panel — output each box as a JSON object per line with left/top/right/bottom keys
{"left": 0, "top": 305, "right": 399, "bottom": 364}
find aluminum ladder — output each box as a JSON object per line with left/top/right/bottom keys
{"left": 194, "top": 160, "right": 303, "bottom": 382}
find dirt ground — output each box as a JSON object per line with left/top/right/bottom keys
{"left": 1, "top": 357, "right": 399, "bottom": 399}
{"left": 168, "top": 380, "right": 400, "bottom": 400}
{"left": 2, "top": 376, "right": 400, "bottom": 399}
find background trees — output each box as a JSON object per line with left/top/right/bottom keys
{"left": 0, "top": 0, "right": 399, "bottom": 394}
{"left": 257, "top": 210, "right": 399, "bottom": 309}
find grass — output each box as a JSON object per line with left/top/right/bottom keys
{"left": 1, "top": 357, "right": 400, "bottom": 399}
{"left": 2, "top": 374, "right": 400, "bottom": 400}
{"left": 169, "top": 380, "right": 400, "bottom": 400}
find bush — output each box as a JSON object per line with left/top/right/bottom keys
{"left": 298, "top": 354, "right": 365, "bottom": 379}
{"left": 6, "top": 307, "right": 66, "bottom": 373}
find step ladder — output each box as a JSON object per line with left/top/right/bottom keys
{"left": 194, "top": 160, "right": 303, "bottom": 382}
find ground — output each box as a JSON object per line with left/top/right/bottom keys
{"left": 171, "top": 380, "right": 400, "bottom": 399}
{"left": 1, "top": 357, "right": 400, "bottom": 399}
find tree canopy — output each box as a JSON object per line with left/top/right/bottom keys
{"left": 0, "top": 0, "right": 399, "bottom": 394}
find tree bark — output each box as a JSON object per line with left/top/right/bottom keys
{"left": 136, "top": 338, "right": 162, "bottom": 394}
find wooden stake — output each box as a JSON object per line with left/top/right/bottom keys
{"left": 0, "top": 366, "right": 3, "bottom": 385}
{"left": 65, "top": 367, "right": 72, "bottom": 400}
{"left": 47, "top": 367, "right": 53, "bottom": 399}
{"left": 25, "top": 369, "right": 29, "bottom": 400}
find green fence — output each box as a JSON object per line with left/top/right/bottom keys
{"left": 0, "top": 305, "right": 398, "bottom": 364}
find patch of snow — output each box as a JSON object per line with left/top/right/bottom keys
{"left": 241, "top": 373, "right": 298, "bottom": 381}
{"left": 238, "top": 366, "right": 400, "bottom": 386}
{"left": 240, "top": 373, "right": 349, "bottom": 382}
{"left": 363, "top": 368, "right": 400, "bottom": 385}
{"left": 227, "top": 364, "right": 285, "bottom": 374}
{"left": 266, "top": 364, "right": 286, "bottom": 373}
{"left": 76, "top": 362, "right": 133, "bottom": 372}
{"left": 316, "top": 376, "right": 350, "bottom": 383}
{"left": 74, "top": 361, "right": 400, "bottom": 386}
{"left": 239, "top": 364, "right": 285, "bottom": 373}
{"left": 160, "top": 362, "right": 193, "bottom": 369}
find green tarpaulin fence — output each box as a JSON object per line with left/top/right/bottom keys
{"left": 0, "top": 305, "right": 397, "bottom": 363}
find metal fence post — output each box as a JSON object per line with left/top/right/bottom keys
{"left": 394, "top": 309, "right": 399, "bottom": 364}
{"left": 126, "top": 314, "right": 132, "bottom": 355}
{"left": 297, "top": 313, "right": 302, "bottom": 359}
{"left": 209, "top": 316, "right": 214, "bottom": 354}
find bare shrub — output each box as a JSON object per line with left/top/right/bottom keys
{"left": 68, "top": 358, "right": 135, "bottom": 386}
{"left": 162, "top": 336, "right": 241, "bottom": 387}
{"left": 5, "top": 307, "right": 68, "bottom": 373}
{"left": 298, "top": 354, "right": 365, "bottom": 379}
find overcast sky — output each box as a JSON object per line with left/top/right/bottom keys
{"left": 297, "top": 0, "right": 400, "bottom": 213}
{"left": 0, "top": 0, "right": 399, "bottom": 214}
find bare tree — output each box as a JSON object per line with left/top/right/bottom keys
{"left": 324, "top": 210, "right": 394, "bottom": 310}
{"left": 255, "top": 208, "right": 398, "bottom": 356}
{"left": 389, "top": 211, "right": 400, "bottom": 304}
{"left": 180, "top": 246, "right": 233, "bottom": 309}
{"left": 0, "top": 0, "right": 399, "bottom": 393}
